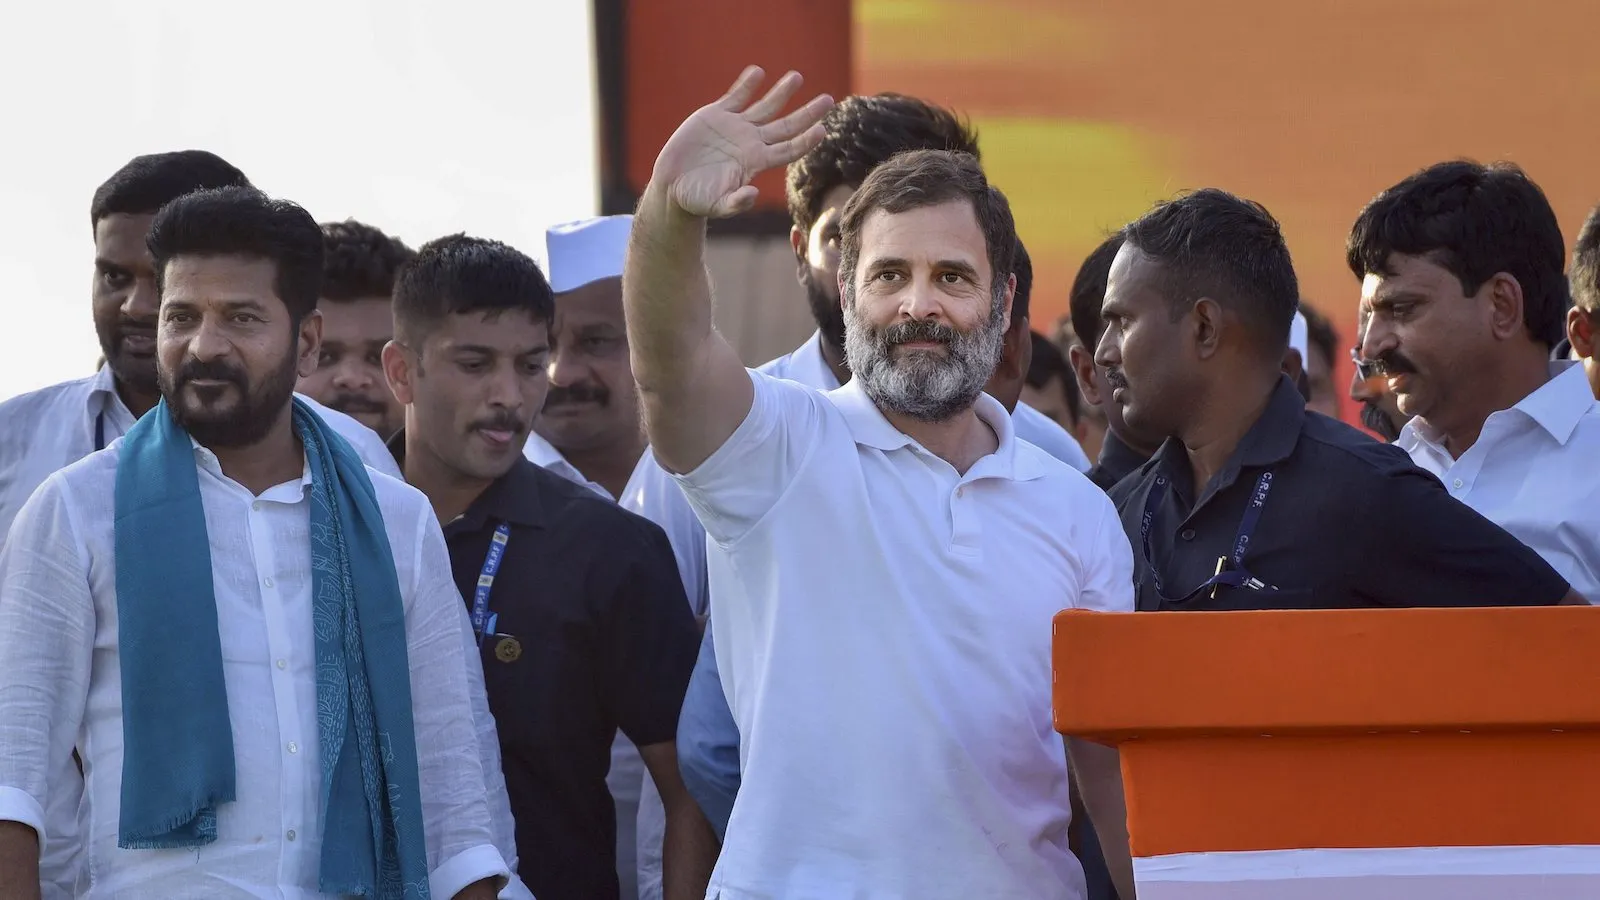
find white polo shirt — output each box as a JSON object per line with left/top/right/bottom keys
{"left": 761, "top": 329, "right": 1093, "bottom": 472}
{"left": 1398, "top": 361, "right": 1600, "bottom": 600}
{"left": 673, "top": 370, "right": 1134, "bottom": 899}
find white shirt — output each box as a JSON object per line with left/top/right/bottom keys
{"left": 0, "top": 439, "right": 515, "bottom": 899}
{"left": 760, "top": 329, "right": 1093, "bottom": 472}
{"left": 672, "top": 371, "right": 1135, "bottom": 899}
{"left": 0, "top": 366, "right": 401, "bottom": 546}
{"left": 1397, "top": 361, "right": 1600, "bottom": 600}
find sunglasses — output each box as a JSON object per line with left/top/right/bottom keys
{"left": 1350, "top": 347, "right": 1381, "bottom": 381}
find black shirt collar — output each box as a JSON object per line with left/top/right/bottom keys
{"left": 1095, "top": 429, "right": 1153, "bottom": 486}
{"left": 1152, "top": 374, "right": 1305, "bottom": 508}
{"left": 388, "top": 428, "right": 550, "bottom": 532}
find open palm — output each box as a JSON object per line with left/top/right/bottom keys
{"left": 654, "top": 67, "right": 834, "bottom": 219}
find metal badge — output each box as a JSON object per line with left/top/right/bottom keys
{"left": 494, "top": 636, "right": 522, "bottom": 663}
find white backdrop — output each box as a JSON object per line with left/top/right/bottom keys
{"left": 0, "top": 0, "right": 600, "bottom": 401}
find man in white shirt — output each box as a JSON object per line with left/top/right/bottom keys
{"left": 628, "top": 68, "right": 1135, "bottom": 899}
{"left": 1352, "top": 160, "right": 1599, "bottom": 599}
{"left": 520, "top": 215, "right": 711, "bottom": 900}
{"left": 0, "top": 186, "right": 512, "bottom": 898}
{"left": 0, "top": 152, "right": 400, "bottom": 547}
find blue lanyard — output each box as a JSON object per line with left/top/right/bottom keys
{"left": 1139, "top": 469, "right": 1274, "bottom": 603}
{"left": 471, "top": 523, "right": 512, "bottom": 645}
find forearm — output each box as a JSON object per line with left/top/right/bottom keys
{"left": 625, "top": 182, "right": 715, "bottom": 398}
{"left": 0, "top": 821, "right": 41, "bottom": 900}
{"left": 1068, "top": 738, "right": 1136, "bottom": 900}
{"left": 661, "top": 798, "right": 719, "bottom": 900}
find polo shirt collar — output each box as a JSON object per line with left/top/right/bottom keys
{"left": 1399, "top": 361, "right": 1594, "bottom": 452}
{"left": 1097, "top": 429, "right": 1153, "bottom": 482}
{"left": 387, "top": 429, "right": 549, "bottom": 531}
{"left": 827, "top": 377, "right": 1048, "bottom": 482}
{"left": 1154, "top": 375, "right": 1304, "bottom": 505}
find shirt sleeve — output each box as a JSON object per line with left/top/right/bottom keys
{"left": 0, "top": 474, "right": 96, "bottom": 856}
{"left": 671, "top": 370, "right": 829, "bottom": 547}
{"left": 605, "top": 516, "right": 701, "bottom": 750}
{"left": 404, "top": 502, "right": 511, "bottom": 898}
{"left": 1355, "top": 465, "right": 1571, "bottom": 607}
{"left": 675, "top": 622, "right": 739, "bottom": 841}
{"left": 1076, "top": 496, "right": 1137, "bottom": 613}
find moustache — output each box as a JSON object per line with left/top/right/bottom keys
{"left": 469, "top": 412, "right": 525, "bottom": 434}
{"left": 1104, "top": 368, "right": 1130, "bottom": 391}
{"left": 176, "top": 358, "right": 247, "bottom": 389}
{"left": 544, "top": 383, "right": 609, "bottom": 408}
{"left": 328, "top": 392, "right": 388, "bottom": 414}
{"left": 1361, "top": 400, "right": 1402, "bottom": 442}
{"left": 883, "top": 319, "right": 958, "bottom": 347}
{"left": 1373, "top": 350, "right": 1417, "bottom": 378}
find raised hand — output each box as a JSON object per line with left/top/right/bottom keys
{"left": 652, "top": 67, "right": 834, "bottom": 219}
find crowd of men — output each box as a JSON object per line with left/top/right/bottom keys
{"left": 0, "top": 63, "right": 1596, "bottom": 900}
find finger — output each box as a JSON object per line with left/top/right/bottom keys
{"left": 743, "top": 70, "right": 803, "bottom": 124}
{"left": 709, "top": 185, "right": 760, "bottom": 219}
{"left": 716, "top": 66, "right": 766, "bottom": 111}
{"left": 759, "top": 93, "right": 834, "bottom": 145}
{"left": 762, "top": 122, "right": 830, "bottom": 170}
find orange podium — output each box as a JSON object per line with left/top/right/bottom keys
{"left": 1053, "top": 606, "right": 1600, "bottom": 899}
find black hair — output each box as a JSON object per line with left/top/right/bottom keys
{"left": 1570, "top": 201, "right": 1600, "bottom": 314}
{"left": 1347, "top": 160, "right": 1567, "bottom": 347}
{"left": 146, "top": 186, "right": 323, "bottom": 323}
{"left": 321, "top": 219, "right": 415, "bottom": 302}
{"left": 1026, "top": 330, "right": 1080, "bottom": 422}
{"left": 1067, "top": 232, "right": 1125, "bottom": 352}
{"left": 90, "top": 150, "right": 250, "bottom": 230}
{"left": 839, "top": 150, "right": 1016, "bottom": 312}
{"left": 1299, "top": 302, "right": 1339, "bottom": 367}
{"left": 786, "top": 93, "right": 979, "bottom": 236}
{"left": 392, "top": 234, "right": 554, "bottom": 345}
{"left": 1011, "top": 239, "right": 1033, "bottom": 324}
{"left": 1124, "top": 188, "right": 1299, "bottom": 351}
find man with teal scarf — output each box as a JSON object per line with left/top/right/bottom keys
{"left": 0, "top": 187, "right": 513, "bottom": 899}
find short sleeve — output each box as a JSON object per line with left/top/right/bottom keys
{"left": 1077, "top": 496, "right": 1136, "bottom": 613}
{"left": 605, "top": 517, "right": 701, "bottom": 749}
{"left": 1356, "top": 466, "right": 1570, "bottom": 607}
{"left": 672, "top": 370, "right": 828, "bottom": 546}
{"left": 675, "top": 623, "right": 739, "bottom": 841}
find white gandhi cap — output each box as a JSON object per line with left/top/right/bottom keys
{"left": 544, "top": 214, "right": 634, "bottom": 293}
{"left": 1289, "top": 309, "right": 1309, "bottom": 362}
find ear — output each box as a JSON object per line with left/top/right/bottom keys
{"left": 1569, "top": 306, "right": 1596, "bottom": 358}
{"left": 1006, "top": 313, "right": 1032, "bottom": 377}
{"left": 1000, "top": 273, "right": 1016, "bottom": 334}
{"left": 295, "top": 309, "right": 323, "bottom": 379}
{"left": 790, "top": 224, "right": 808, "bottom": 283}
{"left": 1486, "top": 272, "right": 1526, "bottom": 340}
{"left": 382, "top": 339, "right": 418, "bottom": 406}
{"left": 1192, "top": 297, "right": 1224, "bottom": 360}
{"left": 1069, "top": 342, "right": 1104, "bottom": 406}
{"left": 1280, "top": 347, "right": 1305, "bottom": 382}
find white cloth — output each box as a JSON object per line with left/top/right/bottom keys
{"left": 1397, "top": 361, "right": 1600, "bottom": 601}
{"left": 672, "top": 370, "right": 1135, "bottom": 899}
{"left": 523, "top": 431, "right": 708, "bottom": 900}
{"left": 545, "top": 215, "right": 632, "bottom": 293}
{"left": 761, "top": 329, "right": 1093, "bottom": 472}
{"left": 0, "top": 439, "right": 514, "bottom": 899}
{"left": 0, "top": 366, "right": 401, "bottom": 547}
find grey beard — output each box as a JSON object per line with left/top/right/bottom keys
{"left": 843, "top": 293, "right": 1006, "bottom": 423}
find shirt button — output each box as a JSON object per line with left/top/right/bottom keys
{"left": 251, "top": 501, "right": 262, "bottom": 512}
{"left": 286, "top": 829, "right": 297, "bottom": 842}
{"left": 263, "top": 576, "right": 274, "bottom": 588}
{"left": 955, "top": 487, "right": 966, "bottom": 498}
{"left": 1452, "top": 478, "right": 1463, "bottom": 489}
{"left": 276, "top": 659, "right": 287, "bottom": 670}
{"left": 287, "top": 741, "right": 298, "bottom": 754}
{"left": 1180, "top": 528, "right": 1196, "bottom": 541}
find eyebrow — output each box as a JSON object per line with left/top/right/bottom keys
{"left": 1365, "top": 290, "right": 1429, "bottom": 308}
{"left": 451, "top": 343, "right": 550, "bottom": 357}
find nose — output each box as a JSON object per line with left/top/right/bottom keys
{"left": 547, "top": 340, "right": 586, "bottom": 388}
{"left": 188, "top": 315, "right": 232, "bottom": 362}
{"left": 124, "top": 275, "right": 159, "bottom": 323}
{"left": 484, "top": 361, "right": 525, "bottom": 413}
{"left": 1093, "top": 326, "right": 1120, "bottom": 370}
{"left": 1358, "top": 314, "right": 1397, "bottom": 362}
{"left": 330, "top": 359, "right": 376, "bottom": 391}
{"left": 898, "top": 276, "right": 946, "bottom": 323}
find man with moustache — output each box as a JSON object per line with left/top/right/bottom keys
{"left": 631, "top": 68, "right": 1136, "bottom": 899}
{"left": 1349, "top": 311, "right": 1411, "bottom": 441}
{"left": 383, "top": 235, "right": 712, "bottom": 900}
{"left": 0, "top": 152, "right": 407, "bottom": 898}
{"left": 1098, "top": 187, "right": 1583, "bottom": 612}
{"left": 1351, "top": 161, "right": 1600, "bottom": 600}
{"left": 296, "top": 219, "right": 414, "bottom": 439}
{"left": 0, "top": 187, "right": 512, "bottom": 899}
{"left": 523, "top": 215, "right": 710, "bottom": 900}
{"left": 0, "top": 151, "right": 398, "bottom": 545}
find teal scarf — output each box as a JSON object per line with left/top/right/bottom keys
{"left": 114, "top": 397, "right": 431, "bottom": 898}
